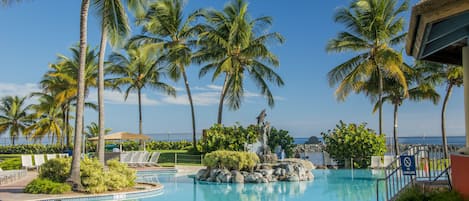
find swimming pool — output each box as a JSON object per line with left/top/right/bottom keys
{"left": 136, "top": 169, "right": 386, "bottom": 201}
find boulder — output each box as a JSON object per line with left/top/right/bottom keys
{"left": 216, "top": 169, "right": 232, "bottom": 183}
{"left": 231, "top": 170, "right": 244, "bottom": 183}
{"left": 196, "top": 169, "right": 209, "bottom": 180}
{"left": 286, "top": 174, "right": 300, "bottom": 182}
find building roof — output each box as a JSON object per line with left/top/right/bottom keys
{"left": 406, "top": 0, "right": 469, "bottom": 65}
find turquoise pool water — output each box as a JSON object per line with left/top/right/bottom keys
{"left": 136, "top": 169, "right": 385, "bottom": 201}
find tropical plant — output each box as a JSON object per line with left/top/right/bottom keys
{"left": 200, "top": 124, "right": 259, "bottom": 153}
{"left": 326, "top": 0, "right": 409, "bottom": 135}
{"left": 321, "top": 121, "right": 386, "bottom": 168}
{"left": 415, "top": 61, "right": 463, "bottom": 159}
{"left": 68, "top": 0, "right": 91, "bottom": 191}
{"left": 196, "top": 0, "right": 285, "bottom": 124}
{"left": 203, "top": 150, "right": 259, "bottom": 171}
{"left": 41, "top": 45, "right": 99, "bottom": 148}
{"left": 267, "top": 128, "right": 295, "bottom": 158}
{"left": 107, "top": 44, "right": 176, "bottom": 135}
{"left": 361, "top": 64, "right": 440, "bottom": 155}
{"left": 85, "top": 122, "right": 111, "bottom": 138}
{"left": 26, "top": 93, "right": 64, "bottom": 144}
{"left": 0, "top": 96, "right": 33, "bottom": 145}
{"left": 132, "top": 0, "right": 203, "bottom": 149}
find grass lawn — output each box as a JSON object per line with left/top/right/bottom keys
{"left": 154, "top": 150, "right": 203, "bottom": 167}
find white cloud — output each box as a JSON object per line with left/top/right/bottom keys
{"left": 88, "top": 90, "right": 160, "bottom": 106}
{"left": 0, "top": 83, "right": 40, "bottom": 97}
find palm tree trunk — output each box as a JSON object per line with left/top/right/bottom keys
{"left": 65, "top": 105, "right": 71, "bottom": 149}
{"left": 393, "top": 103, "right": 400, "bottom": 156}
{"left": 138, "top": 88, "right": 143, "bottom": 135}
{"left": 97, "top": 25, "right": 107, "bottom": 165}
{"left": 181, "top": 67, "right": 197, "bottom": 148}
{"left": 68, "top": 0, "right": 89, "bottom": 191}
{"left": 378, "top": 68, "right": 383, "bottom": 135}
{"left": 217, "top": 75, "right": 229, "bottom": 124}
{"left": 441, "top": 84, "right": 453, "bottom": 159}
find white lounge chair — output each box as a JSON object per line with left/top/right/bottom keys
{"left": 144, "top": 152, "right": 160, "bottom": 167}
{"left": 58, "top": 153, "right": 68, "bottom": 158}
{"left": 128, "top": 151, "right": 144, "bottom": 167}
{"left": 34, "top": 155, "right": 46, "bottom": 167}
{"left": 46, "top": 154, "right": 57, "bottom": 160}
{"left": 21, "top": 155, "right": 36, "bottom": 170}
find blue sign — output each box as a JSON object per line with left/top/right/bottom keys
{"left": 400, "top": 155, "right": 416, "bottom": 176}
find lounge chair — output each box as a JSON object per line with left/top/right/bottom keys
{"left": 34, "top": 155, "right": 46, "bottom": 167}
{"left": 59, "top": 153, "right": 68, "bottom": 158}
{"left": 21, "top": 155, "right": 36, "bottom": 170}
{"left": 144, "top": 152, "right": 160, "bottom": 167}
{"left": 46, "top": 154, "right": 57, "bottom": 160}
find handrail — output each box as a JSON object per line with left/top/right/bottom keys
{"left": 376, "top": 145, "right": 458, "bottom": 201}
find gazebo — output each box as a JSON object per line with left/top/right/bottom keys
{"left": 406, "top": 0, "right": 469, "bottom": 197}
{"left": 88, "top": 131, "right": 151, "bottom": 151}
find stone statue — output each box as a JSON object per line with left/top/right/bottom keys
{"left": 256, "top": 109, "right": 267, "bottom": 126}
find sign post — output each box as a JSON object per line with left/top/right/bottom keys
{"left": 400, "top": 155, "right": 416, "bottom": 176}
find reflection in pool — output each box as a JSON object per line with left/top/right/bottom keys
{"left": 136, "top": 169, "right": 385, "bottom": 201}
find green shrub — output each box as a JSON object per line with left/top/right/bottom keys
{"left": 0, "top": 144, "right": 64, "bottom": 154}
{"left": 200, "top": 124, "right": 259, "bottom": 153}
{"left": 39, "top": 157, "right": 71, "bottom": 182}
{"left": 105, "top": 159, "right": 136, "bottom": 191}
{"left": 24, "top": 178, "right": 71, "bottom": 194}
{"left": 267, "top": 128, "right": 295, "bottom": 157}
{"left": 395, "top": 186, "right": 425, "bottom": 201}
{"left": 428, "top": 190, "right": 464, "bottom": 201}
{"left": 80, "top": 157, "right": 106, "bottom": 193}
{"left": 321, "top": 121, "right": 386, "bottom": 168}
{"left": 0, "top": 157, "right": 21, "bottom": 170}
{"left": 146, "top": 141, "right": 192, "bottom": 150}
{"left": 203, "top": 151, "right": 259, "bottom": 171}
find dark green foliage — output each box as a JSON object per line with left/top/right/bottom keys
{"left": 39, "top": 157, "right": 71, "bottom": 183}
{"left": 146, "top": 141, "right": 192, "bottom": 150}
{"left": 203, "top": 151, "right": 259, "bottom": 171}
{"left": 0, "top": 157, "right": 21, "bottom": 170}
{"left": 305, "top": 136, "right": 321, "bottom": 144}
{"left": 321, "top": 121, "right": 386, "bottom": 168}
{"left": 24, "top": 178, "right": 71, "bottom": 194}
{"left": 396, "top": 186, "right": 465, "bottom": 201}
{"left": 200, "top": 124, "right": 259, "bottom": 153}
{"left": 267, "top": 128, "right": 295, "bottom": 157}
{"left": 122, "top": 141, "right": 140, "bottom": 151}
{"left": 0, "top": 144, "right": 64, "bottom": 154}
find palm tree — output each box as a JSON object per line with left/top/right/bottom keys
{"left": 107, "top": 45, "right": 176, "bottom": 136}
{"left": 0, "top": 96, "right": 33, "bottom": 145}
{"left": 41, "top": 45, "right": 99, "bottom": 148}
{"left": 196, "top": 0, "right": 285, "bottom": 124}
{"left": 68, "top": 0, "right": 90, "bottom": 191}
{"left": 326, "top": 0, "right": 409, "bottom": 135}
{"left": 26, "top": 93, "right": 64, "bottom": 144}
{"left": 368, "top": 65, "right": 440, "bottom": 155}
{"left": 85, "top": 122, "right": 111, "bottom": 138}
{"left": 415, "top": 61, "right": 463, "bottom": 159}
{"left": 132, "top": 0, "right": 203, "bottom": 149}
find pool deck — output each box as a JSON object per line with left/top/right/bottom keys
{"left": 0, "top": 165, "right": 204, "bottom": 201}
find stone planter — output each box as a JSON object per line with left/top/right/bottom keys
{"left": 451, "top": 153, "right": 469, "bottom": 198}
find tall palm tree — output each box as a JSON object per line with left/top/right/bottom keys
{"left": 107, "top": 45, "right": 176, "bottom": 136}
{"left": 415, "top": 61, "right": 463, "bottom": 159}
{"left": 85, "top": 122, "right": 111, "bottom": 138}
{"left": 368, "top": 65, "right": 440, "bottom": 155}
{"left": 26, "top": 93, "right": 64, "bottom": 144}
{"left": 92, "top": 0, "right": 130, "bottom": 165}
{"left": 0, "top": 96, "right": 33, "bottom": 145}
{"left": 68, "top": 0, "right": 90, "bottom": 191}
{"left": 326, "top": 0, "right": 409, "bottom": 135}
{"left": 196, "top": 0, "right": 285, "bottom": 124}
{"left": 132, "top": 0, "right": 203, "bottom": 148}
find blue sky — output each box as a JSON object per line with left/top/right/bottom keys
{"left": 0, "top": 0, "right": 465, "bottom": 138}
